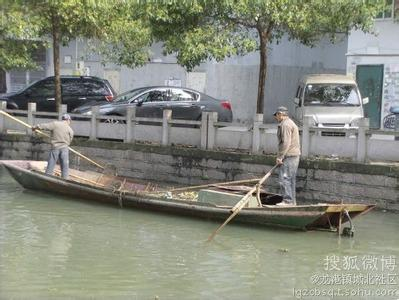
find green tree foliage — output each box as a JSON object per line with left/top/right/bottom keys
{"left": 2, "top": 0, "right": 385, "bottom": 114}
{"left": 149, "top": 0, "right": 384, "bottom": 114}
{"left": 0, "top": 0, "right": 42, "bottom": 70}
{"left": 1, "top": 0, "right": 152, "bottom": 111}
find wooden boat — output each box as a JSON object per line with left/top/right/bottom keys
{"left": 0, "top": 160, "right": 375, "bottom": 233}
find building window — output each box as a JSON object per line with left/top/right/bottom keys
{"left": 376, "top": 0, "right": 394, "bottom": 19}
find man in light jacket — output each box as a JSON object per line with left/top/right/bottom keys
{"left": 274, "top": 106, "right": 301, "bottom": 205}
{"left": 33, "top": 114, "right": 74, "bottom": 179}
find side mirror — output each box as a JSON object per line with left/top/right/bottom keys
{"left": 136, "top": 99, "right": 143, "bottom": 107}
{"left": 390, "top": 106, "right": 399, "bottom": 114}
{"left": 294, "top": 97, "right": 300, "bottom": 105}
{"left": 362, "top": 97, "right": 369, "bottom": 105}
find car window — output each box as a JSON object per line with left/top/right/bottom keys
{"left": 296, "top": 85, "right": 303, "bottom": 107}
{"left": 296, "top": 86, "right": 302, "bottom": 98}
{"left": 169, "top": 88, "right": 198, "bottom": 101}
{"left": 115, "top": 88, "right": 147, "bottom": 103}
{"left": 62, "top": 79, "right": 85, "bottom": 96}
{"left": 27, "top": 80, "right": 54, "bottom": 97}
{"left": 136, "top": 89, "right": 169, "bottom": 103}
{"left": 304, "top": 84, "right": 361, "bottom": 106}
{"left": 83, "top": 80, "right": 108, "bottom": 96}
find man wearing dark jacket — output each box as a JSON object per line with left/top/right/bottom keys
{"left": 33, "top": 114, "right": 74, "bottom": 179}
{"left": 274, "top": 106, "right": 301, "bottom": 205}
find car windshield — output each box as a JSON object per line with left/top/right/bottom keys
{"left": 113, "top": 87, "right": 147, "bottom": 103}
{"left": 304, "top": 84, "right": 360, "bottom": 106}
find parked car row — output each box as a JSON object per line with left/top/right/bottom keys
{"left": 0, "top": 76, "right": 233, "bottom": 122}
{"left": 2, "top": 73, "right": 370, "bottom": 128}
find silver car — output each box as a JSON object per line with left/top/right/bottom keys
{"left": 293, "top": 74, "right": 369, "bottom": 135}
{"left": 73, "top": 86, "right": 233, "bottom": 122}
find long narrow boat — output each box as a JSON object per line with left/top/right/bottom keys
{"left": 0, "top": 160, "right": 375, "bottom": 233}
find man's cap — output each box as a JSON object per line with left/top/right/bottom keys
{"left": 62, "top": 114, "right": 71, "bottom": 120}
{"left": 273, "top": 106, "right": 288, "bottom": 116}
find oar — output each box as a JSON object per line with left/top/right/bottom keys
{"left": 0, "top": 110, "right": 105, "bottom": 170}
{"left": 207, "top": 164, "right": 279, "bottom": 242}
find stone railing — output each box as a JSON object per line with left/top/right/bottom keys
{"left": 1, "top": 101, "right": 399, "bottom": 163}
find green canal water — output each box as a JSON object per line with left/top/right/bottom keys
{"left": 0, "top": 167, "right": 398, "bottom": 300}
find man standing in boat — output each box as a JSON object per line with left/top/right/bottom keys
{"left": 273, "top": 106, "right": 301, "bottom": 205}
{"left": 33, "top": 114, "right": 74, "bottom": 179}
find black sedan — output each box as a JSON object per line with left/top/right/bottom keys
{"left": 72, "top": 86, "right": 233, "bottom": 122}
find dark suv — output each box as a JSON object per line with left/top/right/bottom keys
{"left": 0, "top": 76, "right": 116, "bottom": 112}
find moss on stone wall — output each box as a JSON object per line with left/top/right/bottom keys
{"left": 70, "top": 137, "right": 399, "bottom": 178}
{"left": 1, "top": 133, "right": 398, "bottom": 178}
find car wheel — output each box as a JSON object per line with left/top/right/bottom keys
{"left": 5, "top": 102, "right": 18, "bottom": 110}
{"left": 104, "top": 117, "right": 126, "bottom": 124}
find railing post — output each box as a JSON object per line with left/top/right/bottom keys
{"left": 301, "top": 116, "right": 312, "bottom": 158}
{"left": 90, "top": 106, "right": 99, "bottom": 141}
{"left": 200, "top": 112, "right": 209, "bottom": 150}
{"left": 251, "top": 114, "right": 263, "bottom": 153}
{"left": 125, "top": 106, "right": 136, "bottom": 143}
{"left": 0, "top": 101, "right": 7, "bottom": 133}
{"left": 27, "top": 103, "right": 36, "bottom": 135}
{"left": 58, "top": 104, "right": 67, "bottom": 120}
{"left": 356, "top": 118, "right": 369, "bottom": 162}
{"left": 162, "top": 109, "right": 172, "bottom": 146}
{"left": 207, "top": 112, "right": 218, "bottom": 150}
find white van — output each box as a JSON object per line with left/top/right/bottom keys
{"left": 293, "top": 74, "right": 369, "bottom": 135}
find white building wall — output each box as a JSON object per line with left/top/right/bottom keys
{"left": 13, "top": 36, "right": 348, "bottom": 123}
{"left": 348, "top": 20, "right": 399, "bottom": 55}
{"left": 347, "top": 19, "right": 399, "bottom": 129}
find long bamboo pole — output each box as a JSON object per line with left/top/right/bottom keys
{"left": 207, "top": 164, "right": 279, "bottom": 242}
{"left": 0, "top": 110, "right": 105, "bottom": 170}
{"left": 167, "top": 177, "right": 263, "bottom": 193}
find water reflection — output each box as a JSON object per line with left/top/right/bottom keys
{"left": 0, "top": 167, "right": 398, "bottom": 299}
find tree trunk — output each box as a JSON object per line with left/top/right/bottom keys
{"left": 0, "top": 68, "right": 6, "bottom": 93}
{"left": 51, "top": 12, "right": 61, "bottom": 113}
{"left": 256, "top": 27, "right": 269, "bottom": 114}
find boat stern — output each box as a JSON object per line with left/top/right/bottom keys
{"left": 306, "top": 203, "right": 376, "bottom": 232}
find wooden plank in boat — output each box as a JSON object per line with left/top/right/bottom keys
{"left": 198, "top": 189, "right": 259, "bottom": 208}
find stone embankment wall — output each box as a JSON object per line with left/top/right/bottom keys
{"left": 1, "top": 134, "right": 398, "bottom": 211}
